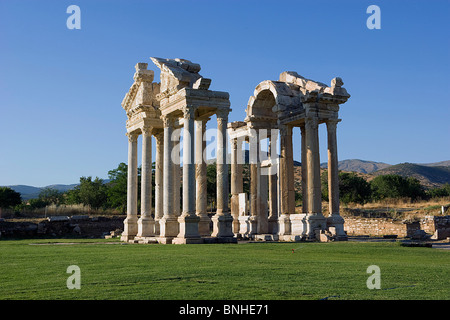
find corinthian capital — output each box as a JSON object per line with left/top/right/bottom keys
{"left": 305, "top": 117, "right": 318, "bottom": 131}
{"left": 141, "top": 126, "right": 152, "bottom": 136}
{"left": 126, "top": 132, "right": 139, "bottom": 142}
{"left": 162, "top": 115, "right": 174, "bottom": 128}
{"left": 326, "top": 119, "right": 341, "bottom": 131}
{"left": 183, "top": 107, "right": 195, "bottom": 120}
{"left": 216, "top": 109, "right": 229, "bottom": 125}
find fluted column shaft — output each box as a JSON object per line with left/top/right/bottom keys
{"left": 230, "top": 136, "right": 243, "bottom": 233}
{"left": 154, "top": 132, "right": 164, "bottom": 234}
{"left": 121, "top": 132, "right": 138, "bottom": 241}
{"left": 216, "top": 117, "right": 228, "bottom": 215}
{"left": 212, "top": 110, "right": 234, "bottom": 238}
{"left": 175, "top": 107, "right": 201, "bottom": 243}
{"left": 300, "top": 125, "right": 308, "bottom": 213}
{"left": 327, "top": 120, "right": 340, "bottom": 215}
{"left": 172, "top": 129, "right": 181, "bottom": 217}
{"left": 137, "top": 127, "right": 155, "bottom": 237}
{"left": 182, "top": 109, "right": 196, "bottom": 216}
{"left": 196, "top": 119, "right": 210, "bottom": 236}
{"left": 278, "top": 124, "right": 292, "bottom": 235}
{"left": 160, "top": 116, "right": 178, "bottom": 241}
{"left": 268, "top": 133, "right": 278, "bottom": 234}
{"left": 305, "top": 117, "right": 322, "bottom": 215}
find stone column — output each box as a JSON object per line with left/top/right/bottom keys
{"left": 278, "top": 124, "right": 292, "bottom": 236}
{"left": 154, "top": 131, "right": 164, "bottom": 235}
{"left": 121, "top": 132, "right": 138, "bottom": 241}
{"left": 211, "top": 110, "right": 234, "bottom": 239}
{"left": 159, "top": 116, "right": 178, "bottom": 243}
{"left": 230, "top": 137, "right": 243, "bottom": 234}
{"left": 287, "top": 127, "right": 295, "bottom": 215}
{"left": 137, "top": 127, "right": 155, "bottom": 237}
{"left": 326, "top": 119, "right": 347, "bottom": 239}
{"left": 305, "top": 117, "right": 325, "bottom": 238}
{"left": 268, "top": 133, "right": 278, "bottom": 234}
{"left": 249, "top": 131, "right": 259, "bottom": 235}
{"left": 196, "top": 119, "right": 210, "bottom": 236}
{"left": 258, "top": 168, "right": 269, "bottom": 234}
{"left": 305, "top": 117, "right": 321, "bottom": 215}
{"left": 175, "top": 107, "right": 201, "bottom": 244}
{"left": 327, "top": 120, "right": 340, "bottom": 216}
{"left": 300, "top": 125, "right": 308, "bottom": 213}
{"left": 172, "top": 128, "right": 181, "bottom": 217}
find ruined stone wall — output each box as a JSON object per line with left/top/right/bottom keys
{"left": 421, "top": 215, "right": 450, "bottom": 239}
{"left": 343, "top": 217, "right": 420, "bottom": 237}
{"left": 0, "top": 216, "right": 124, "bottom": 239}
{"left": 344, "top": 215, "right": 450, "bottom": 239}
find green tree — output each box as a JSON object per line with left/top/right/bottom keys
{"left": 321, "top": 171, "right": 372, "bottom": 205}
{"left": 427, "top": 183, "right": 450, "bottom": 198}
{"left": 370, "top": 174, "right": 425, "bottom": 200}
{"left": 27, "top": 198, "right": 47, "bottom": 209}
{"left": 66, "top": 176, "right": 108, "bottom": 209}
{"left": 106, "top": 162, "right": 128, "bottom": 213}
{"left": 0, "top": 187, "right": 22, "bottom": 208}
{"left": 38, "top": 187, "right": 63, "bottom": 205}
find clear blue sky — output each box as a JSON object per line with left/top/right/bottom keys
{"left": 1, "top": 0, "right": 449, "bottom": 187}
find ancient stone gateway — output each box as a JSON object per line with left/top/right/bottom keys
{"left": 228, "top": 72, "right": 350, "bottom": 241}
{"left": 120, "top": 58, "right": 350, "bottom": 244}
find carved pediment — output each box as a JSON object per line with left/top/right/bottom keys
{"left": 122, "top": 63, "right": 160, "bottom": 118}
{"left": 150, "top": 57, "right": 211, "bottom": 100}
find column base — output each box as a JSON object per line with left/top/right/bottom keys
{"left": 132, "top": 236, "right": 158, "bottom": 244}
{"left": 159, "top": 215, "right": 179, "bottom": 238}
{"left": 172, "top": 237, "right": 204, "bottom": 244}
{"left": 305, "top": 213, "right": 327, "bottom": 239}
{"left": 197, "top": 214, "right": 211, "bottom": 237}
{"left": 176, "top": 213, "right": 201, "bottom": 241}
{"left": 211, "top": 214, "right": 234, "bottom": 238}
{"left": 327, "top": 214, "right": 348, "bottom": 241}
{"left": 268, "top": 215, "right": 278, "bottom": 234}
{"left": 120, "top": 234, "right": 135, "bottom": 242}
{"left": 203, "top": 236, "right": 238, "bottom": 244}
{"left": 278, "top": 234, "right": 304, "bottom": 242}
{"left": 154, "top": 218, "right": 161, "bottom": 235}
{"left": 121, "top": 216, "right": 138, "bottom": 241}
{"left": 248, "top": 215, "right": 258, "bottom": 235}
{"left": 136, "top": 217, "right": 155, "bottom": 237}
{"left": 290, "top": 213, "right": 307, "bottom": 236}
{"left": 278, "top": 214, "right": 291, "bottom": 236}
{"left": 256, "top": 215, "right": 269, "bottom": 234}
{"left": 155, "top": 236, "right": 175, "bottom": 244}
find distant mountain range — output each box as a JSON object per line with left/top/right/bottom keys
{"left": 371, "top": 162, "right": 450, "bottom": 188}
{"left": 320, "top": 159, "right": 391, "bottom": 173}
{"left": 3, "top": 159, "right": 449, "bottom": 199}
{"left": 321, "top": 159, "right": 450, "bottom": 188}
{"left": 4, "top": 184, "right": 78, "bottom": 201}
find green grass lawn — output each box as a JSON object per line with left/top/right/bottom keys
{"left": 0, "top": 239, "right": 448, "bottom": 300}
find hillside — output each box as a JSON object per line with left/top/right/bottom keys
{"left": 5, "top": 184, "right": 78, "bottom": 200}
{"left": 420, "top": 160, "right": 450, "bottom": 167}
{"left": 321, "top": 159, "right": 391, "bottom": 173}
{"left": 372, "top": 163, "right": 450, "bottom": 188}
